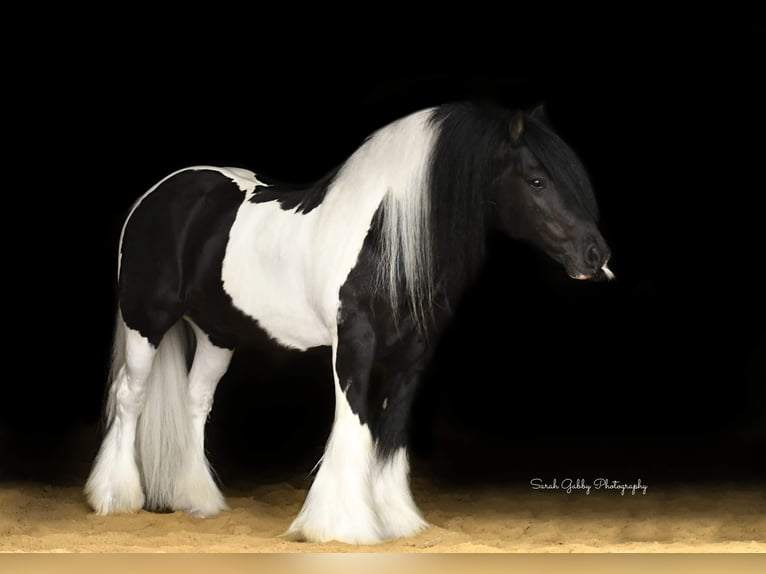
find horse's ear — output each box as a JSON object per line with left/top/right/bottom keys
{"left": 530, "top": 104, "right": 548, "bottom": 123}
{"left": 510, "top": 112, "right": 525, "bottom": 145}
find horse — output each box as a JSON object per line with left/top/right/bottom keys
{"left": 85, "top": 102, "right": 613, "bottom": 544}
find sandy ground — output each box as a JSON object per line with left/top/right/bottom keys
{"left": 1, "top": 478, "right": 764, "bottom": 553}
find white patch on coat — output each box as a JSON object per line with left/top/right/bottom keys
{"left": 221, "top": 110, "right": 437, "bottom": 350}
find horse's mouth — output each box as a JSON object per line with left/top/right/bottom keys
{"left": 568, "top": 261, "right": 615, "bottom": 281}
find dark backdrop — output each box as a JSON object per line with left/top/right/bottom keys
{"left": 2, "top": 24, "right": 764, "bottom": 487}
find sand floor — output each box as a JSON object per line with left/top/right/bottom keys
{"left": 1, "top": 478, "right": 764, "bottom": 553}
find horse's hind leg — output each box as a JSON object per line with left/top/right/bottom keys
{"left": 286, "top": 309, "right": 380, "bottom": 544}
{"left": 85, "top": 317, "right": 156, "bottom": 514}
{"left": 172, "top": 319, "right": 232, "bottom": 517}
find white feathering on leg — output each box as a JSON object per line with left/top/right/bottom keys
{"left": 372, "top": 448, "right": 428, "bottom": 539}
{"left": 85, "top": 318, "right": 154, "bottom": 514}
{"left": 286, "top": 338, "right": 380, "bottom": 544}
{"left": 172, "top": 320, "right": 231, "bottom": 517}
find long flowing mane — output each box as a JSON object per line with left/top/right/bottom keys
{"left": 372, "top": 103, "right": 510, "bottom": 328}
{"left": 428, "top": 104, "right": 512, "bottom": 290}
{"left": 371, "top": 103, "right": 599, "bottom": 330}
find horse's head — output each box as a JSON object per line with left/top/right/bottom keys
{"left": 494, "top": 107, "right": 613, "bottom": 281}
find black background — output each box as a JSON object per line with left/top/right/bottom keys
{"left": 2, "top": 23, "right": 764, "bottom": 487}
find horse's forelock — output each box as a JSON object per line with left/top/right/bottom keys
{"left": 523, "top": 115, "right": 600, "bottom": 220}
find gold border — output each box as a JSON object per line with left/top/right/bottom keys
{"left": 2, "top": 554, "right": 765, "bottom": 574}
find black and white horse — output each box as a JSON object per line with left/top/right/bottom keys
{"left": 85, "top": 103, "right": 613, "bottom": 544}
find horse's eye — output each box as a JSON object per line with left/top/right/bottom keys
{"left": 528, "top": 177, "right": 545, "bottom": 190}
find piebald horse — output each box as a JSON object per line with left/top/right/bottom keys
{"left": 86, "top": 103, "right": 613, "bottom": 544}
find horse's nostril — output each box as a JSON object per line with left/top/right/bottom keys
{"left": 585, "top": 244, "right": 601, "bottom": 267}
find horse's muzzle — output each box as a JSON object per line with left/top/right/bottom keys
{"left": 566, "top": 240, "right": 614, "bottom": 281}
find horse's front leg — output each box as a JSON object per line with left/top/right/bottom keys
{"left": 372, "top": 325, "right": 430, "bottom": 539}
{"left": 286, "top": 308, "right": 380, "bottom": 544}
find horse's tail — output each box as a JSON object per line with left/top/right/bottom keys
{"left": 107, "top": 308, "right": 193, "bottom": 511}
{"left": 103, "top": 308, "right": 127, "bottom": 429}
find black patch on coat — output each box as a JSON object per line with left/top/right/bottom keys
{"left": 335, "top": 231, "right": 448, "bottom": 459}
{"left": 119, "top": 168, "right": 271, "bottom": 349}
{"left": 249, "top": 165, "right": 341, "bottom": 214}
